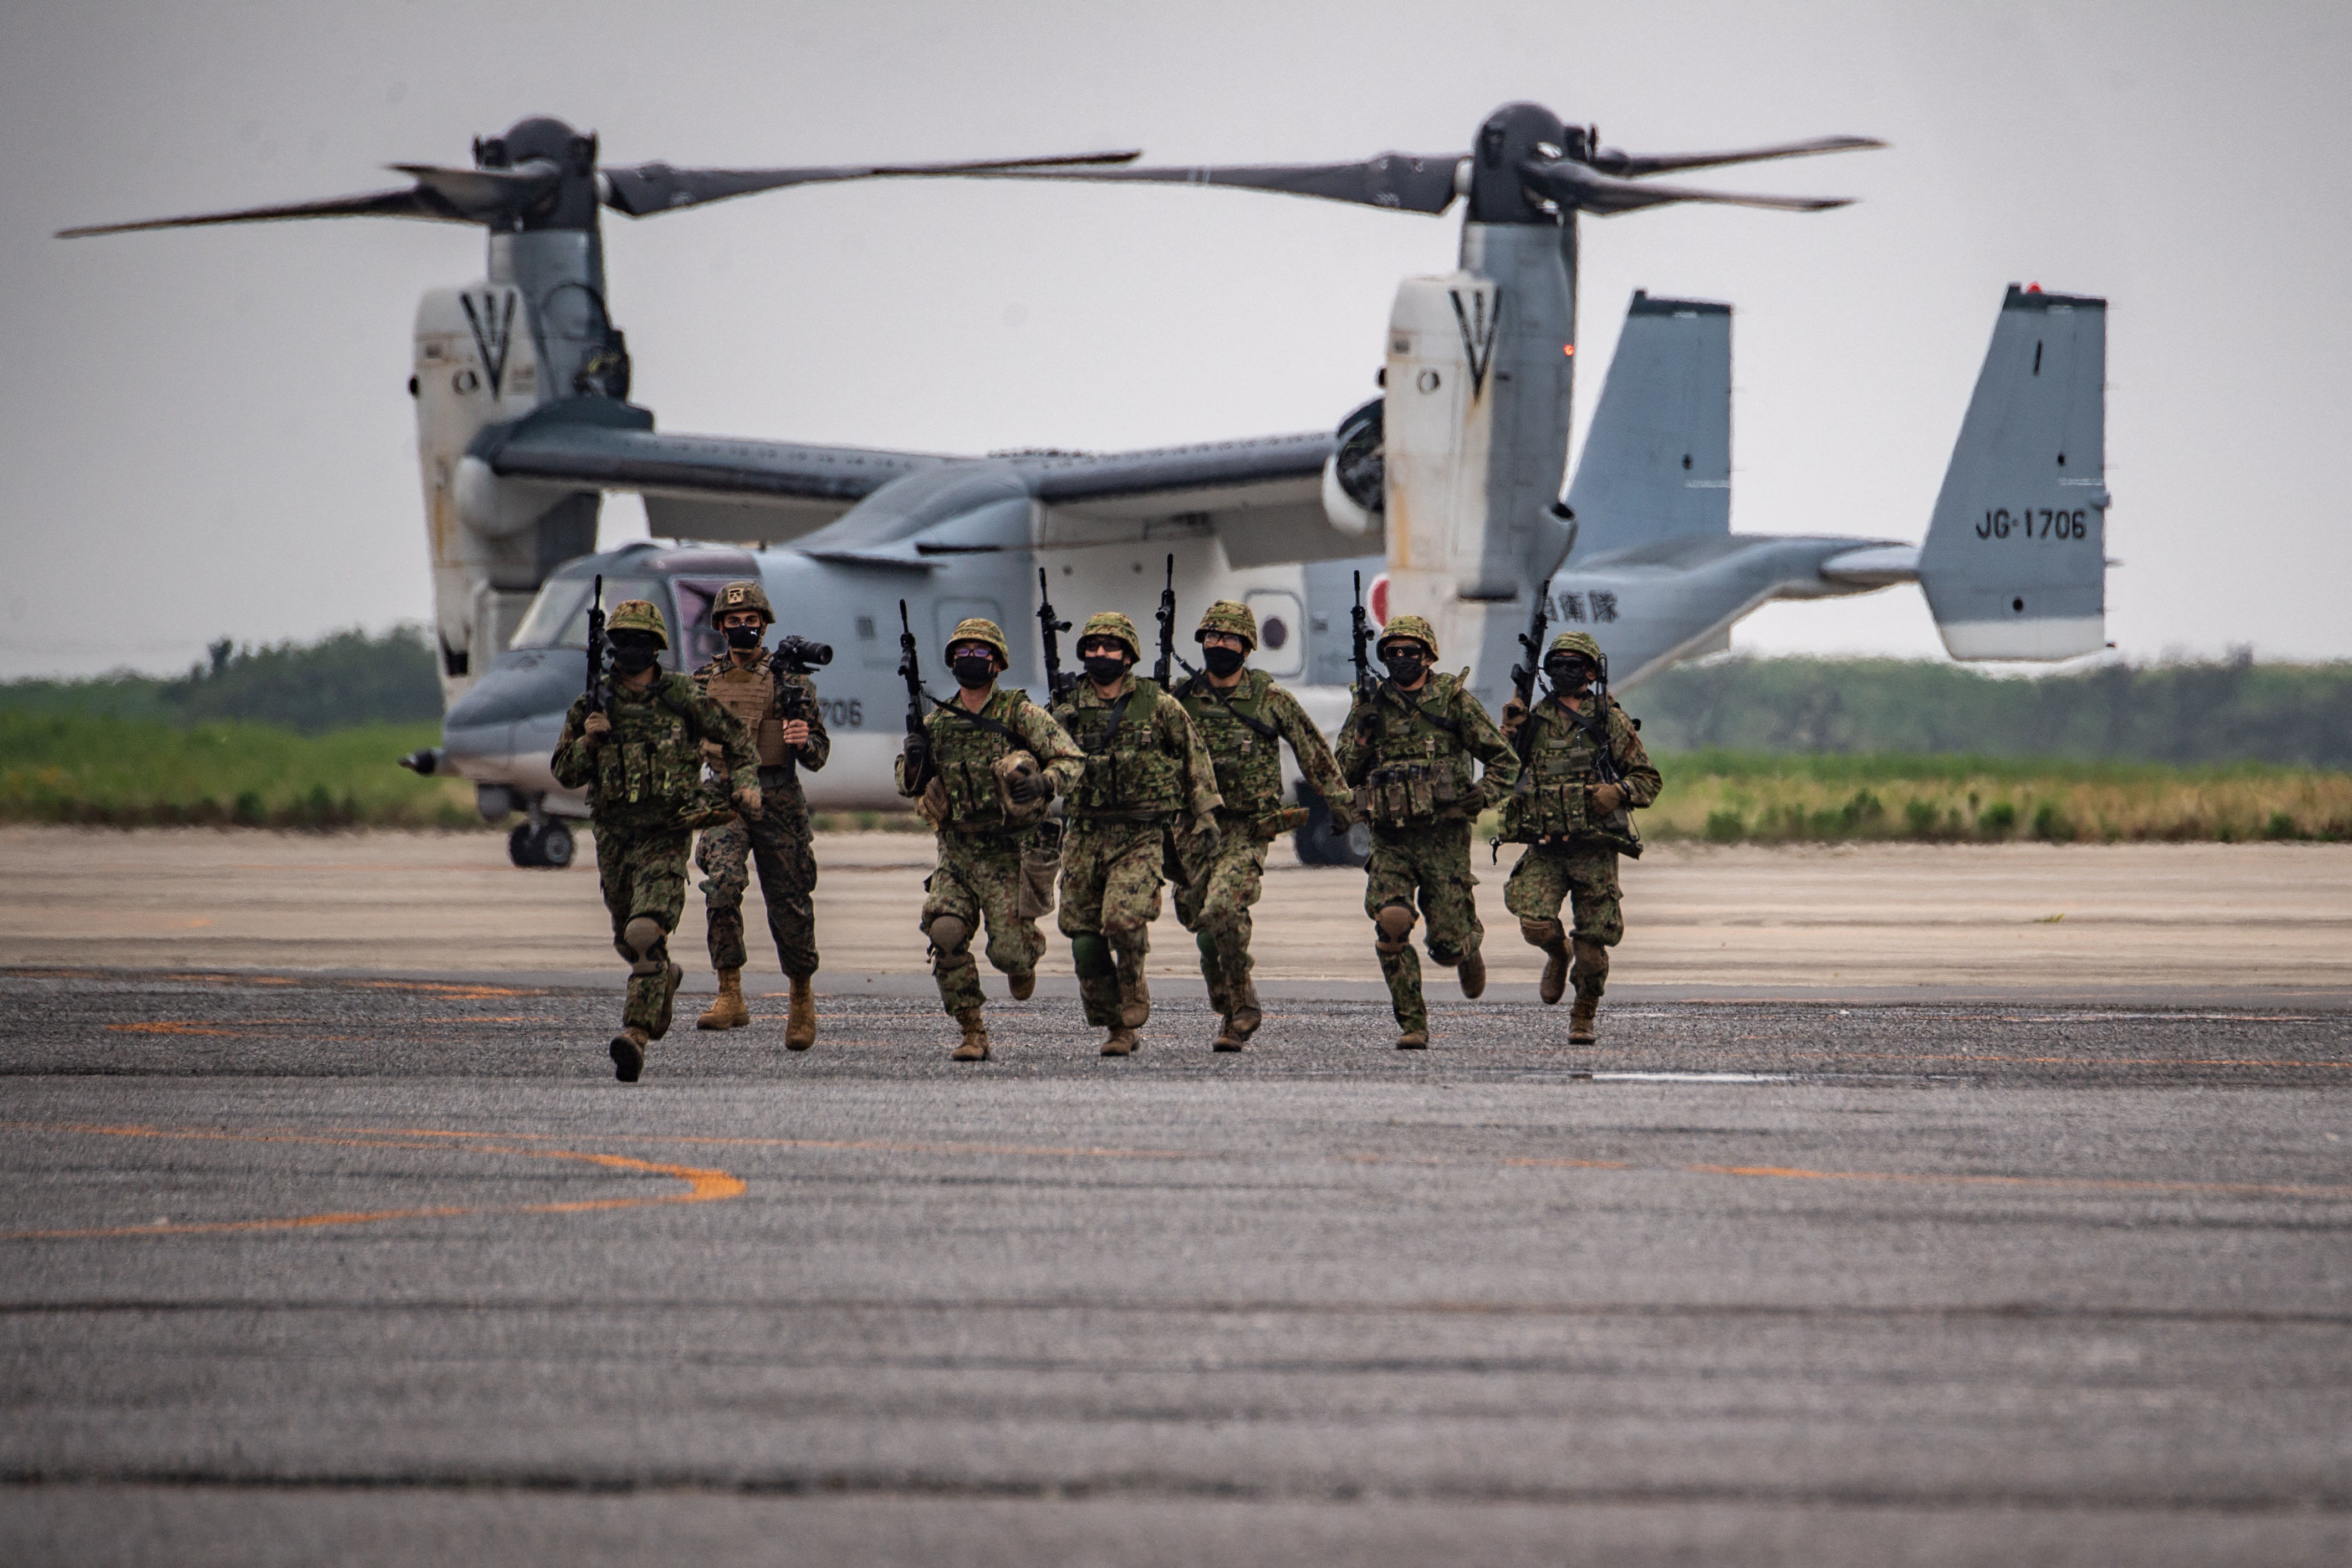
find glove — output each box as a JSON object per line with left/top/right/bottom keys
{"left": 1324, "top": 795, "right": 1356, "bottom": 831}
{"left": 1190, "top": 814, "right": 1223, "bottom": 856}
{"left": 581, "top": 711, "right": 612, "bottom": 749}
{"left": 1007, "top": 769, "right": 1053, "bottom": 806}
{"left": 1589, "top": 782, "right": 1626, "bottom": 816}
{"left": 1498, "top": 698, "right": 1528, "bottom": 741}
{"left": 733, "top": 784, "right": 764, "bottom": 819}
{"left": 902, "top": 733, "right": 930, "bottom": 773}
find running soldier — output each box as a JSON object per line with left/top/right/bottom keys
{"left": 1334, "top": 614, "right": 1519, "bottom": 1050}
{"left": 1171, "top": 599, "right": 1353, "bottom": 1051}
{"left": 1050, "top": 612, "right": 1221, "bottom": 1057}
{"left": 1498, "top": 630, "right": 1661, "bottom": 1044}
{"left": 896, "top": 617, "right": 1083, "bottom": 1061}
{"left": 550, "top": 599, "right": 760, "bottom": 1082}
{"left": 690, "top": 580, "right": 830, "bottom": 1048}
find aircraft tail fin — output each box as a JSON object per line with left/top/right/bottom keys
{"left": 1562, "top": 290, "right": 1732, "bottom": 560}
{"left": 1917, "top": 286, "right": 2110, "bottom": 660}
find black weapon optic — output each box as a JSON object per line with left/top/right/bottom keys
{"left": 56, "top": 118, "right": 1145, "bottom": 239}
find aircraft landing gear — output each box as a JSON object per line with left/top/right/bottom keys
{"left": 507, "top": 799, "right": 576, "bottom": 869}
{"left": 1292, "top": 781, "right": 1370, "bottom": 868}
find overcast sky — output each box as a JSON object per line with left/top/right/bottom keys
{"left": 3, "top": 0, "right": 2345, "bottom": 677}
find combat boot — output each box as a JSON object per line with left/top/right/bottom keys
{"left": 1226, "top": 975, "right": 1263, "bottom": 1042}
{"left": 1100, "top": 1026, "right": 1139, "bottom": 1057}
{"left": 1008, "top": 971, "right": 1036, "bottom": 1001}
{"left": 1569, "top": 993, "right": 1600, "bottom": 1045}
{"left": 1568, "top": 937, "right": 1608, "bottom": 1044}
{"left": 1212, "top": 1017, "right": 1246, "bottom": 1052}
{"left": 698, "top": 968, "right": 749, "bottom": 1030}
{"left": 1520, "top": 918, "right": 1569, "bottom": 1005}
{"left": 952, "top": 1010, "right": 991, "bottom": 1062}
{"left": 609, "top": 1027, "right": 649, "bottom": 1082}
{"left": 649, "top": 962, "right": 684, "bottom": 1040}
{"left": 1118, "top": 972, "right": 1151, "bottom": 1030}
{"left": 785, "top": 975, "right": 817, "bottom": 1051}
{"left": 1395, "top": 1028, "right": 1429, "bottom": 1050}
{"left": 1457, "top": 949, "right": 1487, "bottom": 1000}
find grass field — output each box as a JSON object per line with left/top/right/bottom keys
{"left": 6, "top": 712, "right": 2348, "bottom": 843}
{"left": 0, "top": 714, "right": 479, "bottom": 828}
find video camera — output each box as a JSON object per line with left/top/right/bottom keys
{"left": 768, "top": 635, "right": 834, "bottom": 674}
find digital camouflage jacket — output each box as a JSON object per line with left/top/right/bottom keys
{"left": 895, "top": 683, "right": 1083, "bottom": 834}
{"left": 1050, "top": 676, "right": 1222, "bottom": 823}
{"left": 1175, "top": 668, "right": 1350, "bottom": 835}
{"left": 553, "top": 671, "right": 759, "bottom": 832}
{"left": 1497, "top": 692, "right": 1661, "bottom": 849}
{"left": 1335, "top": 672, "right": 1518, "bottom": 828}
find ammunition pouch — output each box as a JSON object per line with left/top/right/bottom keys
{"left": 1364, "top": 761, "right": 1459, "bottom": 826}
{"left": 1497, "top": 778, "right": 1589, "bottom": 845}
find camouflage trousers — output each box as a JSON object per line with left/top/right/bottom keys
{"left": 1173, "top": 822, "right": 1270, "bottom": 1013}
{"left": 696, "top": 784, "right": 818, "bottom": 978}
{"left": 922, "top": 829, "right": 1044, "bottom": 1019}
{"left": 1503, "top": 838, "right": 1624, "bottom": 1000}
{"left": 1059, "top": 816, "right": 1167, "bottom": 1029}
{"left": 1363, "top": 820, "right": 1482, "bottom": 1034}
{"left": 594, "top": 823, "right": 691, "bottom": 1033}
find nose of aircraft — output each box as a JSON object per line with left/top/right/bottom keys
{"left": 442, "top": 647, "right": 585, "bottom": 785}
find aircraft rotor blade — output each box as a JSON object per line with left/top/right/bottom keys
{"left": 968, "top": 154, "right": 1466, "bottom": 214}
{"left": 1586, "top": 134, "right": 1885, "bottom": 179}
{"left": 598, "top": 149, "right": 1145, "bottom": 217}
{"left": 1519, "top": 158, "right": 1854, "bottom": 216}
{"left": 56, "top": 185, "right": 468, "bottom": 238}
{"left": 386, "top": 161, "right": 564, "bottom": 220}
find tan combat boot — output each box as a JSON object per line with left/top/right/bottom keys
{"left": 1568, "top": 937, "right": 1608, "bottom": 1044}
{"left": 1395, "top": 1028, "right": 1430, "bottom": 1050}
{"left": 1568, "top": 994, "right": 1600, "bottom": 1045}
{"left": 1100, "top": 1026, "right": 1139, "bottom": 1057}
{"left": 1457, "top": 949, "right": 1487, "bottom": 1000}
{"left": 1226, "top": 975, "right": 1263, "bottom": 1041}
{"left": 698, "top": 968, "right": 750, "bottom": 1030}
{"left": 1521, "top": 918, "right": 1569, "bottom": 1005}
{"left": 785, "top": 975, "right": 817, "bottom": 1050}
{"left": 1008, "top": 971, "right": 1036, "bottom": 1000}
{"left": 952, "top": 1010, "right": 991, "bottom": 1061}
{"left": 609, "top": 1027, "right": 649, "bottom": 1082}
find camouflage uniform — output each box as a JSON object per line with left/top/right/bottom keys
{"left": 1051, "top": 612, "right": 1221, "bottom": 1051}
{"left": 550, "top": 600, "right": 758, "bottom": 1071}
{"left": 1499, "top": 631, "right": 1661, "bottom": 1033}
{"left": 1333, "top": 615, "right": 1518, "bottom": 1044}
{"left": 1172, "top": 599, "right": 1352, "bottom": 1048}
{"left": 690, "top": 636, "right": 830, "bottom": 983}
{"left": 896, "top": 619, "right": 1084, "bottom": 1040}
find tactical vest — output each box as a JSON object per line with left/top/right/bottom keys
{"left": 591, "top": 675, "right": 706, "bottom": 823}
{"left": 1179, "top": 670, "right": 1286, "bottom": 824}
{"left": 1498, "top": 697, "right": 1623, "bottom": 844}
{"left": 1358, "top": 673, "right": 1477, "bottom": 827}
{"left": 925, "top": 688, "right": 1033, "bottom": 834}
{"left": 1055, "top": 679, "right": 1184, "bottom": 820}
{"left": 700, "top": 660, "right": 788, "bottom": 768}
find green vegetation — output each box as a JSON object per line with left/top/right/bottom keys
{"left": 0, "top": 626, "right": 441, "bottom": 734}
{"left": 1635, "top": 654, "right": 2352, "bottom": 768}
{"left": 0, "top": 713, "right": 478, "bottom": 829}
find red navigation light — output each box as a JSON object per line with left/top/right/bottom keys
{"left": 2026, "top": 282, "right": 2043, "bottom": 293}
{"left": 1562, "top": 344, "right": 1575, "bottom": 355}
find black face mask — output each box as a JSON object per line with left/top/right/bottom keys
{"left": 610, "top": 639, "right": 661, "bottom": 676}
{"left": 1546, "top": 660, "right": 1594, "bottom": 692}
{"left": 723, "top": 624, "right": 765, "bottom": 650}
{"left": 1201, "top": 645, "right": 1247, "bottom": 678}
{"left": 952, "top": 655, "right": 997, "bottom": 690}
{"left": 1382, "top": 648, "right": 1426, "bottom": 683}
{"left": 1083, "top": 653, "right": 1128, "bottom": 685}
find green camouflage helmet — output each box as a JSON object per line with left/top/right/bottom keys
{"left": 1547, "top": 631, "right": 1603, "bottom": 664}
{"left": 606, "top": 599, "right": 670, "bottom": 649}
{"left": 1076, "top": 611, "right": 1142, "bottom": 663}
{"left": 1377, "top": 613, "right": 1439, "bottom": 660}
{"left": 708, "top": 579, "right": 774, "bottom": 627}
{"left": 1193, "top": 599, "right": 1257, "bottom": 651}
{"left": 944, "top": 616, "right": 1011, "bottom": 669}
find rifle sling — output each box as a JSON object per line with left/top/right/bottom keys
{"left": 1378, "top": 680, "right": 1466, "bottom": 740}
{"left": 1080, "top": 693, "right": 1136, "bottom": 755}
{"left": 1181, "top": 669, "right": 1282, "bottom": 742}
{"left": 938, "top": 696, "right": 1030, "bottom": 749}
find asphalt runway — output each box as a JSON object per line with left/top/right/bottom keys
{"left": 4, "top": 969, "right": 2350, "bottom": 1565}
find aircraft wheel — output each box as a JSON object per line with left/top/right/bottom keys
{"left": 507, "top": 822, "right": 543, "bottom": 867}
{"left": 1292, "top": 782, "right": 1371, "bottom": 869}
{"left": 537, "top": 820, "right": 576, "bottom": 869}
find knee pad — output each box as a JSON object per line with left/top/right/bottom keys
{"left": 1374, "top": 904, "right": 1416, "bottom": 942}
{"left": 622, "top": 915, "right": 665, "bottom": 977}
{"left": 1195, "top": 929, "right": 1219, "bottom": 961}
{"left": 1070, "top": 933, "right": 1116, "bottom": 981}
{"left": 1519, "top": 917, "right": 1565, "bottom": 951}
{"left": 927, "top": 915, "right": 971, "bottom": 958}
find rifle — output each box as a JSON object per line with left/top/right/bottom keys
{"left": 897, "top": 600, "right": 935, "bottom": 790}
{"left": 1037, "top": 567, "right": 1074, "bottom": 701}
{"left": 1349, "top": 570, "right": 1374, "bottom": 704}
{"left": 1152, "top": 553, "right": 1176, "bottom": 686}
{"left": 1507, "top": 578, "right": 1553, "bottom": 792}
{"left": 583, "top": 575, "right": 609, "bottom": 720}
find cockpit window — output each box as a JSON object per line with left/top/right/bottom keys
{"left": 508, "top": 578, "right": 664, "bottom": 650}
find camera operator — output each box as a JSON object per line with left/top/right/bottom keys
{"left": 688, "top": 580, "right": 830, "bottom": 1048}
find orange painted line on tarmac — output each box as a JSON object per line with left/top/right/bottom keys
{"left": 360, "top": 1125, "right": 1205, "bottom": 1163}
{"left": 1680, "top": 1163, "right": 2352, "bottom": 1202}
{"left": 0, "top": 1123, "right": 743, "bottom": 1242}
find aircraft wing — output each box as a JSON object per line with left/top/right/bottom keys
{"left": 472, "top": 398, "right": 950, "bottom": 542}
{"left": 1009, "top": 432, "right": 1363, "bottom": 567}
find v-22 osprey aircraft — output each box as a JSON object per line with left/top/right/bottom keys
{"left": 64, "top": 103, "right": 2109, "bottom": 867}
